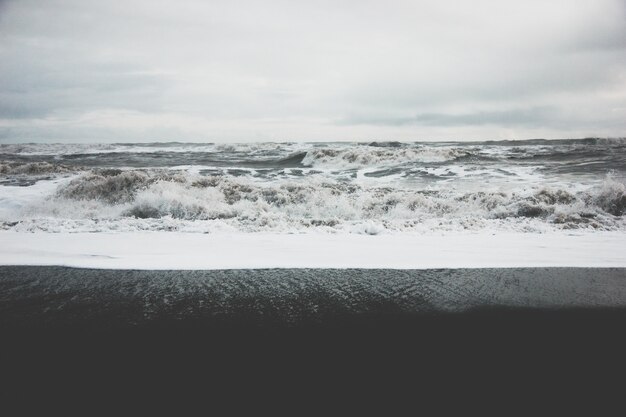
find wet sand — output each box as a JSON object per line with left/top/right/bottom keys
{"left": 2, "top": 266, "right": 626, "bottom": 411}
{"left": 1, "top": 266, "right": 626, "bottom": 328}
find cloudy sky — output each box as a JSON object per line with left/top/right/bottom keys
{"left": 0, "top": 0, "right": 625, "bottom": 142}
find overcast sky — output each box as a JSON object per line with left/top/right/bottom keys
{"left": 0, "top": 0, "right": 625, "bottom": 142}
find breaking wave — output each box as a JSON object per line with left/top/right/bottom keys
{"left": 3, "top": 168, "right": 624, "bottom": 233}
{"left": 1, "top": 139, "right": 625, "bottom": 234}
{"left": 57, "top": 169, "right": 187, "bottom": 204}
{"left": 0, "top": 161, "right": 80, "bottom": 186}
{"left": 301, "top": 146, "right": 474, "bottom": 168}
{"left": 0, "top": 161, "right": 77, "bottom": 175}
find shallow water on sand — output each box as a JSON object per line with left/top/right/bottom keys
{"left": 2, "top": 266, "right": 625, "bottom": 328}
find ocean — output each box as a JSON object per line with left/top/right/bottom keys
{"left": 1, "top": 139, "right": 626, "bottom": 408}
{"left": 1, "top": 138, "right": 625, "bottom": 234}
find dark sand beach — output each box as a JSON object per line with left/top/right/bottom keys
{"left": 2, "top": 266, "right": 626, "bottom": 329}
{"left": 1, "top": 266, "right": 626, "bottom": 411}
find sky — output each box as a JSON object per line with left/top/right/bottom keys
{"left": 0, "top": 0, "right": 625, "bottom": 143}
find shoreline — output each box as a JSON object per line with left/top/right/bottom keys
{"left": 2, "top": 266, "right": 625, "bottom": 329}
{"left": 2, "top": 230, "right": 625, "bottom": 269}
{"left": 3, "top": 266, "right": 626, "bottom": 407}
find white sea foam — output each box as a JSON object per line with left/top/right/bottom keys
{"left": 0, "top": 167, "right": 623, "bottom": 234}
{"left": 0, "top": 142, "right": 304, "bottom": 157}
{"left": 1, "top": 230, "right": 624, "bottom": 269}
{"left": 301, "top": 146, "right": 470, "bottom": 168}
{"left": 1, "top": 140, "right": 624, "bottom": 235}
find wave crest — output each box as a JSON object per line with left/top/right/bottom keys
{"left": 0, "top": 161, "right": 76, "bottom": 175}
{"left": 57, "top": 169, "right": 187, "bottom": 204}
{"left": 3, "top": 168, "right": 617, "bottom": 233}
{"left": 301, "top": 146, "right": 471, "bottom": 168}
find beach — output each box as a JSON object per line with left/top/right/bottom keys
{"left": 2, "top": 265, "right": 626, "bottom": 410}
{"left": 1, "top": 139, "right": 625, "bottom": 409}
{"left": 2, "top": 266, "right": 626, "bottom": 329}
{"left": 2, "top": 0, "right": 626, "bottom": 408}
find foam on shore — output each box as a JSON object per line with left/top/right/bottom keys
{"left": 1, "top": 230, "right": 624, "bottom": 269}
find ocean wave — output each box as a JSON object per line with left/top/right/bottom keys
{"left": 0, "top": 161, "right": 77, "bottom": 175}
{"left": 0, "top": 142, "right": 303, "bottom": 157}
{"left": 301, "top": 146, "right": 473, "bottom": 168}
{"left": 0, "top": 161, "right": 80, "bottom": 186}
{"left": 0, "top": 143, "right": 119, "bottom": 156}
{"left": 2, "top": 168, "right": 622, "bottom": 233}
{"left": 2, "top": 140, "right": 624, "bottom": 177}
{"left": 1, "top": 139, "right": 624, "bottom": 234}
{"left": 56, "top": 169, "right": 187, "bottom": 204}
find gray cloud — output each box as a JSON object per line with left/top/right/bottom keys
{"left": 0, "top": 0, "right": 625, "bottom": 142}
{"left": 339, "top": 107, "right": 559, "bottom": 127}
{"left": 0, "top": 35, "right": 169, "bottom": 119}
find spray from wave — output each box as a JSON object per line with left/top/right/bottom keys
{"left": 1, "top": 139, "right": 624, "bottom": 233}
{"left": 0, "top": 167, "right": 622, "bottom": 233}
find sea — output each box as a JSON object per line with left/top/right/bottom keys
{"left": 0, "top": 138, "right": 624, "bottom": 234}
{"left": 2, "top": 139, "right": 626, "bottom": 405}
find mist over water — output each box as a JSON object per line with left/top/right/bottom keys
{"left": 0, "top": 139, "right": 624, "bottom": 233}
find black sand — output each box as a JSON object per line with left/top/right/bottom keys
{"left": 2, "top": 266, "right": 626, "bottom": 412}
{"left": 1, "top": 266, "right": 626, "bottom": 328}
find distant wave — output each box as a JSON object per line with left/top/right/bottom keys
{"left": 1, "top": 139, "right": 624, "bottom": 172}
{"left": 0, "top": 161, "right": 77, "bottom": 175}
{"left": 301, "top": 146, "right": 475, "bottom": 168}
